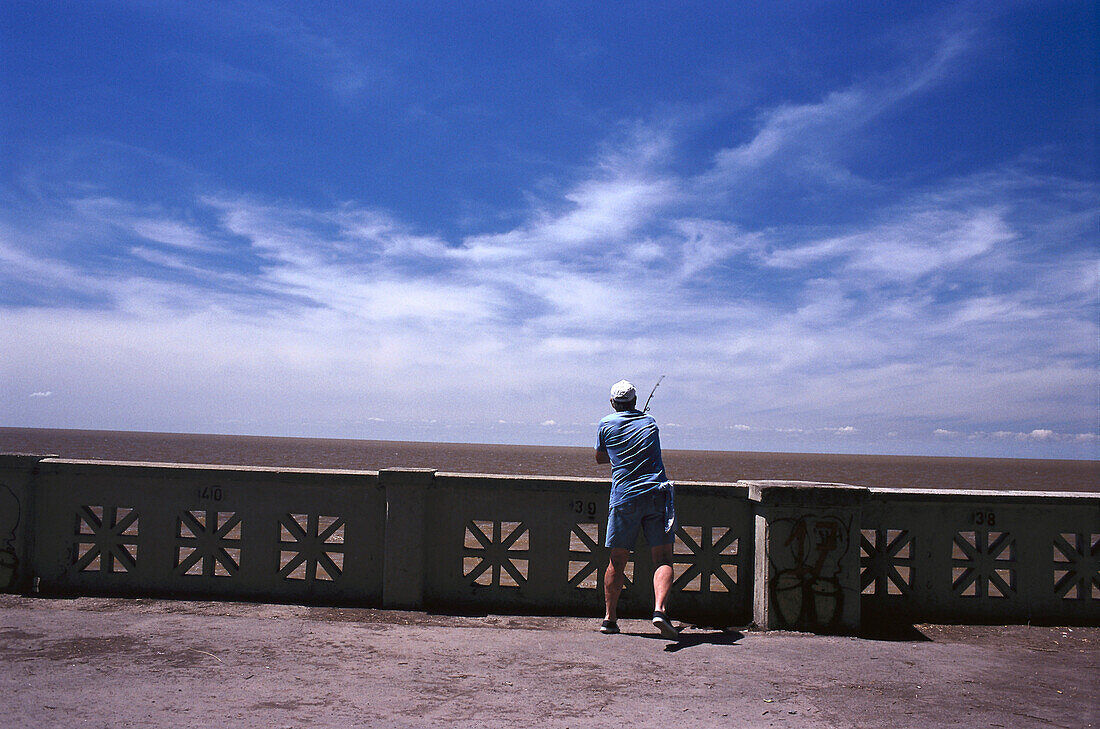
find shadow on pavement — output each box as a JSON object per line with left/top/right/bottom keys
{"left": 857, "top": 622, "right": 931, "bottom": 642}
{"left": 664, "top": 629, "right": 745, "bottom": 652}
{"left": 620, "top": 628, "right": 745, "bottom": 652}
{"left": 622, "top": 621, "right": 930, "bottom": 646}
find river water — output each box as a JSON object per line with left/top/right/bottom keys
{"left": 2, "top": 427, "right": 1096, "bottom": 492}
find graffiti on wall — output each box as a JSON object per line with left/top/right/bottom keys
{"left": 0, "top": 484, "right": 20, "bottom": 590}
{"left": 769, "top": 514, "right": 851, "bottom": 631}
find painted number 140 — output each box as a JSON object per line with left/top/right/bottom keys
{"left": 199, "top": 486, "right": 224, "bottom": 502}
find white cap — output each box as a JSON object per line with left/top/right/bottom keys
{"left": 610, "top": 379, "right": 636, "bottom": 403}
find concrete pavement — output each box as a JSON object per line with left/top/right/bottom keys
{"left": 1, "top": 594, "right": 1096, "bottom": 728}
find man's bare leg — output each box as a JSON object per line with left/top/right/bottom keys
{"left": 650, "top": 542, "right": 679, "bottom": 639}
{"left": 604, "top": 548, "right": 630, "bottom": 622}
{"left": 651, "top": 543, "right": 674, "bottom": 614}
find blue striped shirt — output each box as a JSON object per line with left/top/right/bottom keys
{"left": 596, "top": 409, "right": 669, "bottom": 507}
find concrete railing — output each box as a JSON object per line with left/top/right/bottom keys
{"left": 1, "top": 455, "right": 1096, "bottom": 631}
{"left": 859, "top": 487, "right": 1100, "bottom": 625}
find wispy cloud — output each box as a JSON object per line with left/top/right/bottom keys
{"left": 937, "top": 428, "right": 1099, "bottom": 444}
{"left": 6, "top": 148, "right": 1094, "bottom": 450}
{"left": 129, "top": 219, "right": 221, "bottom": 252}
{"left": 762, "top": 207, "right": 1015, "bottom": 282}
{"left": 699, "top": 30, "right": 972, "bottom": 195}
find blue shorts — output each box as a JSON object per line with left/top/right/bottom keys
{"left": 605, "top": 490, "right": 674, "bottom": 549}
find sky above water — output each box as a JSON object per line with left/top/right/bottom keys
{"left": 2, "top": 1, "right": 1098, "bottom": 458}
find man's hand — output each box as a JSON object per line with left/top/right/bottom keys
{"left": 595, "top": 450, "right": 610, "bottom": 465}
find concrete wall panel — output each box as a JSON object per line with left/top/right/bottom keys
{"left": 861, "top": 489, "right": 1100, "bottom": 624}
{"left": 0, "top": 455, "right": 50, "bottom": 593}
{"left": 31, "top": 460, "right": 384, "bottom": 604}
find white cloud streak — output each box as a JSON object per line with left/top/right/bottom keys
{"left": 700, "top": 30, "right": 972, "bottom": 196}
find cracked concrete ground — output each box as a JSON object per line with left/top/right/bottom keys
{"left": 0, "top": 594, "right": 1096, "bottom": 728}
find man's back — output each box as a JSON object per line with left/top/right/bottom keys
{"left": 596, "top": 409, "right": 668, "bottom": 507}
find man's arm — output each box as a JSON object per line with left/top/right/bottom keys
{"left": 595, "top": 421, "right": 610, "bottom": 464}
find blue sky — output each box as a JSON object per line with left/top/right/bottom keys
{"left": 2, "top": 1, "right": 1097, "bottom": 459}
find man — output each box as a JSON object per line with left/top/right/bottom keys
{"left": 595, "top": 379, "right": 679, "bottom": 640}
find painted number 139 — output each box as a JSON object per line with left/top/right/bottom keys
{"left": 572, "top": 500, "right": 597, "bottom": 516}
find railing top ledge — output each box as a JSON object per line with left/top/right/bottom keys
{"left": 435, "top": 471, "right": 749, "bottom": 494}
{"left": 867, "top": 486, "right": 1100, "bottom": 502}
{"left": 0, "top": 453, "right": 59, "bottom": 467}
{"left": 378, "top": 467, "right": 437, "bottom": 487}
{"left": 436, "top": 471, "right": 604, "bottom": 485}
{"left": 34, "top": 457, "right": 381, "bottom": 478}
{"left": 742, "top": 479, "right": 868, "bottom": 506}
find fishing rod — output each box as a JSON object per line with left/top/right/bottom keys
{"left": 642, "top": 375, "right": 665, "bottom": 413}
